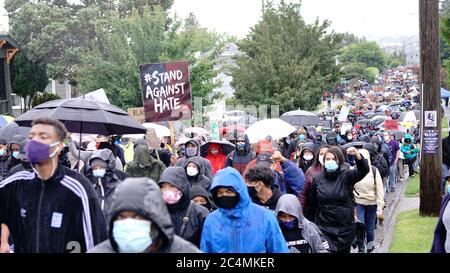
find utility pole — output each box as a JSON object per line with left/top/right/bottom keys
{"left": 419, "top": 0, "right": 442, "bottom": 217}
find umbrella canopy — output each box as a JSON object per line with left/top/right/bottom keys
{"left": 175, "top": 136, "right": 191, "bottom": 147}
{"left": 355, "top": 119, "right": 373, "bottom": 125}
{"left": 14, "top": 97, "right": 147, "bottom": 135}
{"left": 0, "top": 122, "right": 31, "bottom": 142}
{"left": 377, "top": 105, "right": 390, "bottom": 112}
{"left": 0, "top": 115, "right": 14, "bottom": 126}
{"left": 388, "top": 130, "right": 405, "bottom": 140}
{"left": 371, "top": 115, "right": 388, "bottom": 122}
{"left": 183, "top": 127, "right": 210, "bottom": 137}
{"left": 245, "top": 118, "right": 296, "bottom": 144}
{"left": 399, "top": 110, "right": 420, "bottom": 123}
{"left": 218, "top": 125, "right": 245, "bottom": 136}
{"left": 200, "top": 140, "right": 235, "bottom": 157}
{"left": 142, "top": 123, "right": 171, "bottom": 138}
{"left": 341, "top": 142, "right": 367, "bottom": 150}
{"left": 280, "top": 110, "right": 320, "bottom": 127}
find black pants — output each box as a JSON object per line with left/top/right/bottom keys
{"left": 405, "top": 157, "right": 416, "bottom": 177}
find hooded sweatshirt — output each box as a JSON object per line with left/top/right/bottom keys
{"left": 158, "top": 167, "right": 209, "bottom": 247}
{"left": 90, "top": 177, "right": 200, "bottom": 253}
{"left": 401, "top": 134, "right": 419, "bottom": 160}
{"left": 190, "top": 185, "right": 215, "bottom": 211}
{"left": 225, "top": 134, "right": 256, "bottom": 175}
{"left": 353, "top": 149, "right": 385, "bottom": 212}
{"left": 126, "top": 145, "right": 166, "bottom": 182}
{"left": 275, "top": 194, "right": 329, "bottom": 253}
{"left": 176, "top": 140, "right": 213, "bottom": 180}
{"left": 205, "top": 143, "right": 227, "bottom": 175}
{"left": 184, "top": 157, "right": 212, "bottom": 191}
{"left": 200, "top": 167, "right": 289, "bottom": 253}
{"left": 86, "top": 149, "right": 128, "bottom": 215}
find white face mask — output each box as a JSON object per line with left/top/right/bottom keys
{"left": 113, "top": 219, "right": 152, "bottom": 253}
{"left": 303, "top": 154, "right": 314, "bottom": 161}
{"left": 186, "top": 166, "right": 199, "bottom": 177}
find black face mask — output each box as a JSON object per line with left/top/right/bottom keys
{"left": 214, "top": 195, "right": 240, "bottom": 209}
{"left": 247, "top": 186, "right": 258, "bottom": 197}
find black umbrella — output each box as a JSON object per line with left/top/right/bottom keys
{"left": 356, "top": 119, "right": 373, "bottom": 125}
{"left": 280, "top": 110, "right": 320, "bottom": 127}
{"left": 15, "top": 97, "right": 147, "bottom": 135}
{"left": 341, "top": 141, "right": 367, "bottom": 150}
{"left": 200, "top": 140, "right": 235, "bottom": 157}
{"left": 0, "top": 122, "right": 31, "bottom": 142}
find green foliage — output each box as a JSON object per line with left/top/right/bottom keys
{"left": 339, "top": 41, "right": 387, "bottom": 71}
{"left": 77, "top": 8, "right": 222, "bottom": 110}
{"left": 365, "top": 67, "right": 379, "bottom": 83}
{"left": 9, "top": 52, "right": 49, "bottom": 111}
{"left": 231, "top": 2, "right": 343, "bottom": 114}
{"left": 31, "top": 92, "right": 61, "bottom": 108}
{"left": 5, "top": 0, "right": 174, "bottom": 80}
{"left": 341, "top": 62, "right": 369, "bottom": 80}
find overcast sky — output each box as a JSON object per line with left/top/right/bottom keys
{"left": 0, "top": 0, "right": 419, "bottom": 42}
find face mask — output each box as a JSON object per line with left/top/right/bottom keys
{"left": 162, "top": 189, "right": 182, "bottom": 204}
{"left": 319, "top": 155, "right": 325, "bottom": 166}
{"left": 325, "top": 160, "right": 339, "bottom": 172}
{"left": 347, "top": 136, "right": 353, "bottom": 141}
{"left": 279, "top": 219, "right": 298, "bottom": 230}
{"left": 247, "top": 185, "right": 258, "bottom": 197}
{"left": 303, "top": 154, "right": 314, "bottom": 161}
{"left": 25, "top": 140, "right": 60, "bottom": 164}
{"left": 93, "top": 169, "right": 106, "bottom": 178}
{"left": 214, "top": 195, "right": 240, "bottom": 209}
{"left": 236, "top": 142, "right": 245, "bottom": 151}
{"left": 12, "top": 151, "right": 20, "bottom": 159}
{"left": 0, "top": 149, "right": 5, "bottom": 156}
{"left": 286, "top": 138, "right": 291, "bottom": 145}
{"left": 113, "top": 219, "right": 152, "bottom": 253}
{"left": 186, "top": 166, "right": 199, "bottom": 177}
{"left": 298, "top": 134, "right": 305, "bottom": 141}
{"left": 185, "top": 147, "right": 197, "bottom": 157}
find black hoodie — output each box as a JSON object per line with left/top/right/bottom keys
{"left": 90, "top": 177, "right": 199, "bottom": 253}
{"left": 184, "top": 157, "right": 212, "bottom": 191}
{"left": 158, "top": 167, "right": 209, "bottom": 247}
{"left": 225, "top": 134, "right": 256, "bottom": 175}
{"left": 190, "top": 185, "right": 215, "bottom": 211}
{"left": 176, "top": 139, "right": 213, "bottom": 180}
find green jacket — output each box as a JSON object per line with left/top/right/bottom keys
{"left": 126, "top": 145, "right": 166, "bottom": 182}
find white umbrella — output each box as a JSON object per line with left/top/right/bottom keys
{"left": 121, "top": 134, "right": 145, "bottom": 139}
{"left": 245, "top": 118, "right": 296, "bottom": 144}
{"left": 402, "top": 111, "right": 418, "bottom": 123}
{"left": 142, "top": 123, "right": 171, "bottom": 138}
{"left": 183, "top": 127, "right": 210, "bottom": 136}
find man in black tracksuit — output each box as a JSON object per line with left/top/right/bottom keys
{"left": 0, "top": 118, "right": 107, "bottom": 253}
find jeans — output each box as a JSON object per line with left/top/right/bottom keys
{"left": 397, "top": 158, "right": 405, "bottom": 180}
{"left": 356, "top": 204, "right": 377, "bottom": 252}
{"left": 388, "top": 164, "right": 397, "bottom": 190}
{"left": 405, "top": 157, "right": 416, "bottom": 177}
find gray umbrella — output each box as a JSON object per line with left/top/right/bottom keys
{"left": 280, "top": 110, "right": 320, "bottom": 127}
{"left": 0, "top": 122, "right": 31, "bottom": 143}
{"left": 341, "top": 141, "right": 367, "bottom": 150}
{"left": 15, "top": 97, "right": 147, "bottom": 135}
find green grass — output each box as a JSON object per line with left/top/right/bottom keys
{"left": 389, "top": 209, "right": 438, "bottom": 253}
{"left": 443, "top": 117, "right": 448, "bottom": 129}
{"left": 404, "top": 174, "right": 420, "bottom": 197}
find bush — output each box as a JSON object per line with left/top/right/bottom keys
{"left": 31, "top": 92, "right": 61, "bottom": 108}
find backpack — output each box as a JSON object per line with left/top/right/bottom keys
{"left": 372, "top": 154, "right": 390, "bottom": 179}
{"left": 230, "top": 150, "right": 257, "bottom": 175}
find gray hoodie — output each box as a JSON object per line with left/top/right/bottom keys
{"left": 89, "top": 177, "right": 200, "bottom": 253}
{"left": 275, "top": 194, "right": 329, "bottom": 253}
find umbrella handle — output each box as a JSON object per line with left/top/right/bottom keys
{"left": 78, "top": 121, "right": 82, "bottom": 172}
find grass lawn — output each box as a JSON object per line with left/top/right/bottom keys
{"left": 443, "top": 117, "right": 448, "bottom": 129}
{"left": 404, "top": 174, "right": 420, "bottom": 197}
{"left": 389, "top": 209, "right": 438, "bottom": 253}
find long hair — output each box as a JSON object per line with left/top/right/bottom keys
{"left": 311, "top": 144, "right": 330, "bottom": 169}
{"left": 325, "top": 146, "right": 346, "bottom": 166}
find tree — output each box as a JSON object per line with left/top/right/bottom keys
{"left": 5, "top": 0, "right": 174, "bottom": 80}
{"left": 231, "top": 2, "right": 343, "bottom": 113}
{"left": 339, "top": 41, "right": 387, "bottom": 71}
{"left": 31, "top": 92, "right": 61, "bottom": 108}
{"left": 341, "top": 62, "right": 369, "bottom": 80}
{"left": 9, "top": 52, "right": 49, "bottom": 112}
{"left": 77, "top": 8, "right": 222, "bottom": 110}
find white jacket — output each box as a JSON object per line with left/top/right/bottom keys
{"left": 353, "top": 149, "right": 385, "bottom": 212}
